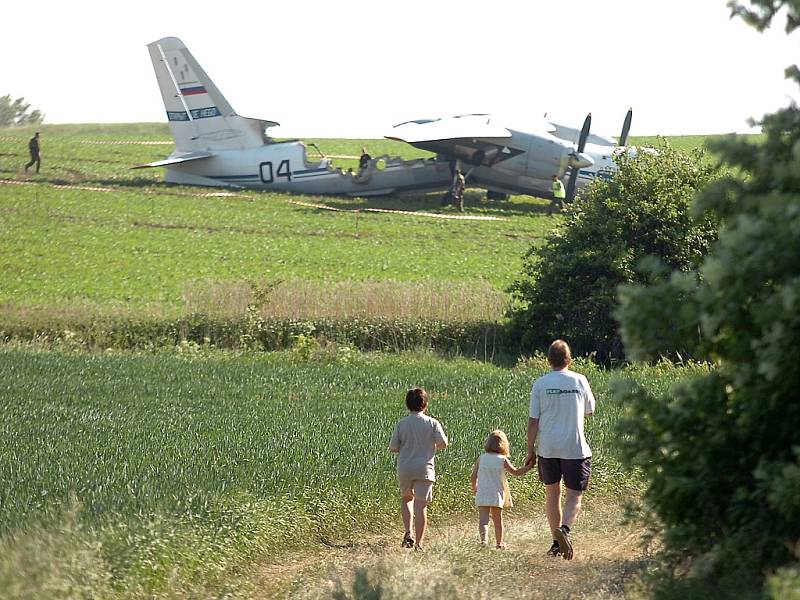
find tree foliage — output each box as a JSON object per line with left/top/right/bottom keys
{"left": 508, "top": 143, "right": 719, "bottom": 361}
{"left": 0, "top": 95, "right": 44, "bottom": 128}
{"left": 615, "top": 2, "right": 800, "bottom": 595}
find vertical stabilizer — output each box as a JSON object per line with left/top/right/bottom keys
{"left": 148, "top": 37, "right": 277, "bottom": 151}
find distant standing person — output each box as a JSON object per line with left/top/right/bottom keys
{"left": 358, "top": 147, "right": 372, "bottom": 172}
{"left": 525, "top": 339, "right": 595, "bottom": 560}
{"left": 388, "top": 387, "right": 449, "bottom": 551}
{"left": 25, "top": 132, "right": 41, "bottom": 174}
{"left": 453, "top": 169, "right": 466, "bottom": 211}
{"left": 550, "top": 175, "right": 565, "bottom": 212}
{"left": 470, "top": 429, "right": 531, "bottom": 549}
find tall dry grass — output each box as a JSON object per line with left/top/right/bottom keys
{"left": 183, "top": 279, "right": 509, "bottom": 322}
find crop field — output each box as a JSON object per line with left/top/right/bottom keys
{"left": 0, "top": 124, "right": 559, "bottom": 328}
{"left": 0, "top": 123, "right": 727, "bottom": 597}
{"left": 0, "top": 125, "right": 725, "bottom": 340}
{"left": 0, "top": 345, "right": 707, "bottom": 597}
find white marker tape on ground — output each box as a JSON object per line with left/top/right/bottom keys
{"left": 285, "top": 199, "right": 506, "bottom": 221}
{"left": 78, "top": 140, "right": 174, "bottom": 145}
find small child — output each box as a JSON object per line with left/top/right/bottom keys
{"left": 471, "top": 430, "right": 530, "bottom": 548}
{"left": 388, "top": 388, "right": 448, "bottom": 550}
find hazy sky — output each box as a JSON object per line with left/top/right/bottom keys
{"left": 2, "top": 0, "right": 797, "bottom": 139}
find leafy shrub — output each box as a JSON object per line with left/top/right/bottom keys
{"left": 508, "top": 142, "right": 719, "bottom": 361}
{"left": 614, "top": 4, "right": 800, "bottom": 595}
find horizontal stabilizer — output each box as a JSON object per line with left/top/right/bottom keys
{"left": 132, "top": 151, "right": 213, "bottom": 169}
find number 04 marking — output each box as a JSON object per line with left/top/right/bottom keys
{"left": 259, "top": 159, "right": 292, "bottom": 184}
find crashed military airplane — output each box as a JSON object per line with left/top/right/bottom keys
{"left": 137, "top": 37, "right": 634, "bottom": 203}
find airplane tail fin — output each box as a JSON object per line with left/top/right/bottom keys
{"left": 147, "top": 37, "right": 278, "bottom": 152}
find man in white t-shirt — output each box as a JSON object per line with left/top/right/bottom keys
{"left": 525, "top": 339, "right": 595, "bottom": 560}
{"left": 388, "top": 388, "right": 449, "bottom": 550}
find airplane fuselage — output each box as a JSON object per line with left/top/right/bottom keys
{"left": 144, "top": 37, "right": 627, "bottom": 203}
{"left": 162, "top": 140, "right": 454, "bottom": 196}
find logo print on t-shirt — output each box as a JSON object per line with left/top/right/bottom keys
{"left": 545, "top": 388, "right": 579, "bottom": 395}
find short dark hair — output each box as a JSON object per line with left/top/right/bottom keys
{"left": 548, "top": 339, "right": 572, "bottom": 369}
{"left": 405, "top": 388, "right": 428, "bottom": 412}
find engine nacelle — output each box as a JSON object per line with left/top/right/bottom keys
{"left": 525, "top": 136, "right": 572, "bottom": 179}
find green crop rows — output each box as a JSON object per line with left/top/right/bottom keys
{"left": 0, "top": 347, "right": 705, "bottom": 596}
{"left": 0, "top": 123, "right": 726, "bottom": 596}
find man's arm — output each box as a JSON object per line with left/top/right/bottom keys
{"left": 525, "top": 417, "right": 539, "bottom": 467}
{"left": 582, "top": 376, "right": 596, "bottom": 416}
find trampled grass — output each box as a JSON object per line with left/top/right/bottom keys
{"left": 0, "top": 346, "right": 707, "bottom": 597}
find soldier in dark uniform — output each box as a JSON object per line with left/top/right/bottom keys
{"left": 453, "top": 169, "right": 466, "bottom": 212}
{"left": 25, "top": 132, "right": 41, "bottom": 173}
{"left": 358, "top": 147, "right": 372, "bottom": 173}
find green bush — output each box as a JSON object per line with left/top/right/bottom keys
{"left": 614, "top": 4, "right": 800, "bottom": 595}
{"left": 508, "top": 142, "right": 719, "bottom": 361}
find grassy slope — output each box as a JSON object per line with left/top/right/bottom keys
{"left": 0, "top": 124, "right": 743, "bottom": 318}
{"left": 0, "top": 123, "right": 737, "bottom": 597}
{"left": 1, "top": 125, "right": 555, "bottom": 316}
{"left": 0, "top": 346, "right": 701, "bottom": 597}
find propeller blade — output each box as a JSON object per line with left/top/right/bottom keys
{"left": 565, "top": 167, "right": 580, "bottom": 202}
{"left": 567, "top": 113, "right": 592, "bottom": 201}
{"left": 619, "top": 108, "right": 632, "bottom": 147}
{"left": 577, "top": 113, "right": 592, "bottom": 153}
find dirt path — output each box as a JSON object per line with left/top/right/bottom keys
{"left": 249, "top": 502, "right": 649, "bottom": 599}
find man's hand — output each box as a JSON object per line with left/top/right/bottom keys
{"left": 524, "top": 452, "right": 537, "bottom": 468}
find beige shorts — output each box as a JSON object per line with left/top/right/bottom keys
{"left": 398, "top": 477, "right": 434, "bottom": 503}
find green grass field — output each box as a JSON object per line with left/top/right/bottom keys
{"left": 0, "top": 345, "right": 706, "bottom": 597}
{"left": 0, "top": 123, "right": 734, "bottom": 597}
{"left": 1, "top": 124, "right": 558, "bottom": 322}
{"left": 0, "top": 124, "right": 736, "bottom": 322}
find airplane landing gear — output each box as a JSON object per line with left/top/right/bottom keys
{"left": 486, "top": 190, "right": 509, "bottom": 201}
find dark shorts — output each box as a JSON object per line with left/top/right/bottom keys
{"left": 538, "top": 456, "right": 592, "bottom": 491}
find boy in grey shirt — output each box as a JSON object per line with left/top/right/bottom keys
{"left": 389, "top": 388, "right": 448, "bottom": 550}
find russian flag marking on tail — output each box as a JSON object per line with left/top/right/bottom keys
{"left": 180, "top": 86, "right": 207, "bottom": 96}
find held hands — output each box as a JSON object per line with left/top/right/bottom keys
{"left": 524, "top": 452, "right": 537, "bottom": 469}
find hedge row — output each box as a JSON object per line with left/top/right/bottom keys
{"left": 0, "top": 312, "right": 510, "bottom": 359}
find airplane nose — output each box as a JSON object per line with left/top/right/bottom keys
{"left": 568, "top": 152, "right": 594, "bottom": 169}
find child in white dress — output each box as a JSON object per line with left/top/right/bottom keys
{"left": 470, "top": 430, "right": 531, "bottom": 548}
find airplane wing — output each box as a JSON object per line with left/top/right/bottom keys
{"left": 386, "top": 115, "right": 520, "bottom": 166}
{"left": 387, "top": 114, "right": 512, "bottom": 143}
{"left": 132, "top": 151, "right": 214, "bottom": 169}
